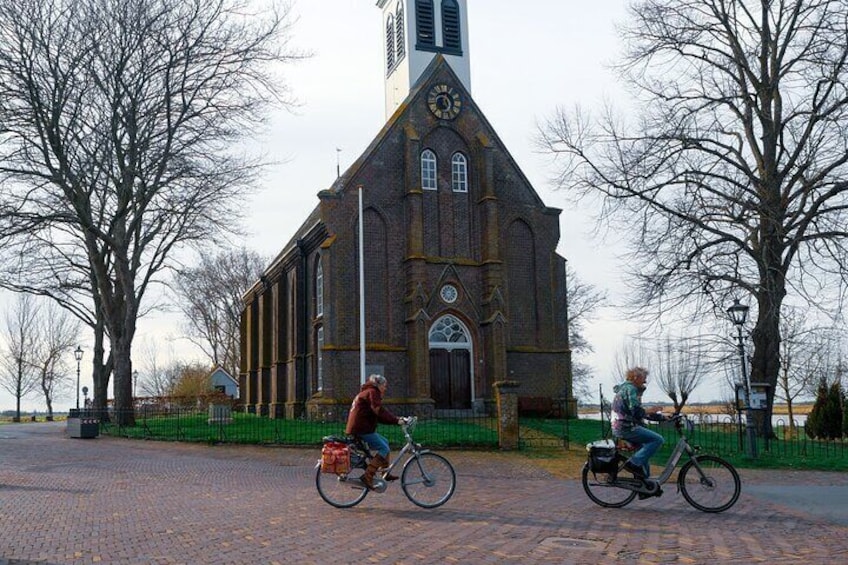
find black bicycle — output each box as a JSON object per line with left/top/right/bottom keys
{"left": 583, "top": 414, "right": 741, "bottom": 512}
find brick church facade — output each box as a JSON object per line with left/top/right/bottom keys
{"left": 239, "top": 0, "right": 573, "bottom": 420}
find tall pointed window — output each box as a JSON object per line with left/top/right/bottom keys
{"left": 316, "top": 326, "right": 324, "bottom": 391}
{"left": 315, "top": 258, "right": 324, "bottom": 317}
{"left": 421, "top": 149, "right": 437, "bottom": 190}
{"left": 441, "top": 0, "right": 461, "bottom": 52}
{"left": 395, "top": 4, "right": 405, "bottom": 62}
{"left": 416, "top": 0, "right": 435, "bottom": 48}
{"left": 451, "top": 152, "right": 467, "bottom": 192}
{"left": 386, "top": 14, "right": 396, "bottom": 73}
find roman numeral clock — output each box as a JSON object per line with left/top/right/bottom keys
{"left": 427, "top": 84, "right": 462, "bottom": 120}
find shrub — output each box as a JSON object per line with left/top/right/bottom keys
{"left": 806, "top": 378, "right": 843, "bottom": 439}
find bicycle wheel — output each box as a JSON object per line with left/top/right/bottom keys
{"left": 315, "top": 466, "right": 369, "bottom": 508}
{"left": 678, "top": 455, "right": 740, "bottom": 513}
{"left": 401, "top": 451, "right": 456, "bottom": 508}
{"left": 581, "top": 462, "right": 637, "bottom": 508}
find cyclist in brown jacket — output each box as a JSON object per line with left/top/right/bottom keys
{"left": 345, "top": 374, "right": 404, "bottom": 489}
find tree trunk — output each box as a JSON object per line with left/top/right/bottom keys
{"left": 750, "top": 282, "right": 785, "bottom": 439}
{"left": 92, "top": 322, "right": 112, "bottom": 422}
{"left": 112, "top": 333, "right": 135, "bottom": 427}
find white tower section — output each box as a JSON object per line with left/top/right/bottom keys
{"left": 376, "top": 0, "right": 471, "bottom": 119}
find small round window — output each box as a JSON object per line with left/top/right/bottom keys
{"left": 440, "top": 284, "right": 458, "bottom": 304}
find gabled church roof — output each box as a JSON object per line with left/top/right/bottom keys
{"left": 327, "top": 54, "right": 549, "bottom": 209}
{"left": 250, "top": 54, "right": 557, "bottom": 296}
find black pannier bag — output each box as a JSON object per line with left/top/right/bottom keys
{"left": 586, "top": 440, "right": 618, "bottom": 473}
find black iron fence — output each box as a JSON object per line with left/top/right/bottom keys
{"left": 90, "top": 406, "right": 848, "bottom": 465}
{"left": 588, "top": 412, "right": 848, "bottom": 463}
{"left": 99, "top": 406, "right": 500, "bottom": 449}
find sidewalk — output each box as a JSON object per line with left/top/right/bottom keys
{"left": 1, "top": 421, "right": 847, "bottom": 564}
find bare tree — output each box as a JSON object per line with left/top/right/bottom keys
{"left": 135, "top": 338, "right": 180, "bottom": 398}
{"left": 565, "top": 262, "right": 606, "bottom": 402}
{"left": 31, "top": 302, "right": 80, "bottom": 420}
{"left": 775, "top": 308, "right": 826, "bottom": 432}
{"left": 171, "top": 248, "right": 267, "bottom": 379}
{"left": 0, "top": 295, "right": 40, "bottom": 420}
{"left": 652, "top": 336, "right": 704, "bottom": 414}
{"left": 540, "top": 0, "right": 848, "bottom": 432}
{"left": 0, "top": 0, "right": 301, "bottom": 425}
{"left": 0, "top": 228, "right": 122, "bottom": 419}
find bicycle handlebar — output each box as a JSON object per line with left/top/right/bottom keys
{"left": 667, "top": 413, "right": 695, "bottom": 434}
{"left": 400, "top": 415, "right": 418, "bottom": 430}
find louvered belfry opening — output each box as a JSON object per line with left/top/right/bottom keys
{"left": 396, "top": 4, "right": 405, "bottom": 60}
{"left": 441, "top": 0, "right": 461, "bottom": 51}
{"left": 386, "top": 15, "right": 395, "bottom": 72}
{"left": 416, "top": 0, "right": 435, "bottom": 47}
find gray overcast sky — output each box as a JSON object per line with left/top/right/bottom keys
{"left": 3, "top": 1, "right": 698, "bottom": 412}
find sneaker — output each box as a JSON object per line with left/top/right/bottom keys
{"left": 623, "top": 461, "right": 646, "bottom": 478}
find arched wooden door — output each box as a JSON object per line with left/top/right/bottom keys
{"left": 429, "top": 315, "right": 473, "bottom": 409}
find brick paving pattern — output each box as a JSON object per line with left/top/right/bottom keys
{"left": 1, "top": 422, "right": 847, "bottom": 564}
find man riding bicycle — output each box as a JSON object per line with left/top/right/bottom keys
{"left": 611, "top": 366, "right": 668, "bottom": 479}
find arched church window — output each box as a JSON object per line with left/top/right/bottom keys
{"left": 315, "top": 257, "right": 324, "bottom": 317}
{"left": 441, "top": 0, "right": 461, "bottom": 52}
{"left": 421, "top": 149, "right": 437, "bottom": 190}
{"left": 316, "top": 325, "right": 324, "bottom": 391}
{"left": 395, "top": 4, "right": 405, "bottom": 62}
{"left": 415, "top": 0, "right": 435, "bottom": 48}
{"left": 386, "top": 14, "right": 396, "bottom": 73}
{"left": 429, "top": 314, "right": 469, "bottom": 344}
{"left": 451, "top": 152, "right": 467, "bottom": 192}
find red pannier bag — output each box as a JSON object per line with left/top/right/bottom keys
{"left": 321, "top": 441, "right": 351, "bottom": 474}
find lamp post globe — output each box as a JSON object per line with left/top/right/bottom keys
{"left": 727, "top": 299, "right": 757, "bottom": 458}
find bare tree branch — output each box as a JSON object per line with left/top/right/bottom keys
{"left": 0, "top": 0, "right": 302, "bottom": 424}
{"left": 540, "top": 0, "right": 848, "bottom": 430}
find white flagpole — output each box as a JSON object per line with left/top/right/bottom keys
{"left": 358, "top": 185, "right": 366, "bottom": 385}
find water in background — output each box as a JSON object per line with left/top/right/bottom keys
{"left": 579, "top": 411, "right": 807, "bottom": 427}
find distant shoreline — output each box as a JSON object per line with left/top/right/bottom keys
{"left": 578, "top": 402, "right": 814, "bottom": 416}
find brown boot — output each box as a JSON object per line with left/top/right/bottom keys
{"left": 378, "top": 455, "right": 399, "bottom": 481}
{"left": 361, "top": 457, "right": 381, "bottom": 490}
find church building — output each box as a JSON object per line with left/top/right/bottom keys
{"left": 239, "top": 0, "right": 572, "bottom": 420}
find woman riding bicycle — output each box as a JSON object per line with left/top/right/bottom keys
{"left": 345, "top": 374, "right": 403, "bottom": 489}
{"left": 611, "top": 366, "right": 668, "bottom": 478}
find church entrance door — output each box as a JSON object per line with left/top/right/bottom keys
{"left": 428, "top": 315, "right": 473, "bottom": 410}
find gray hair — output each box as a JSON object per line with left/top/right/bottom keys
{"left": 368, "top": 374, "right": 387, "bottom": 386}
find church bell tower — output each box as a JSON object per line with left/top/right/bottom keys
{"left": 376, "top": 0, "right": 471, "bottom": 119}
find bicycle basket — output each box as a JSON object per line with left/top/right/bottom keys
{"left": 586, "top": 439, "right": 617, "bottom": 474}
{"left": 320, "top": 441, "right": 351, "bottom": 474}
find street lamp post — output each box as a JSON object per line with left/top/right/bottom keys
{"left": 727, "top": 299, "right": 757, "bottom": 458}
{"left": 74, "top": 345, "right": 84, "bottom": 411}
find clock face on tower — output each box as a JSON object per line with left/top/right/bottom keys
{"left": 428, "top": 84, "right": 462, "bottom": 120}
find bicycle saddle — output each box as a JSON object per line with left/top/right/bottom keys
{"left": 615, "top": 438, "right": 639, "bottom": 451}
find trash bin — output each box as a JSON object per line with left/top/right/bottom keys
{"left": 67, "top": 411, "right": 100, "bottom": 439}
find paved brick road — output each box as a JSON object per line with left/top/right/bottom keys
{"left": 1, "top": 422, "right": 847, "bottom": 564}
